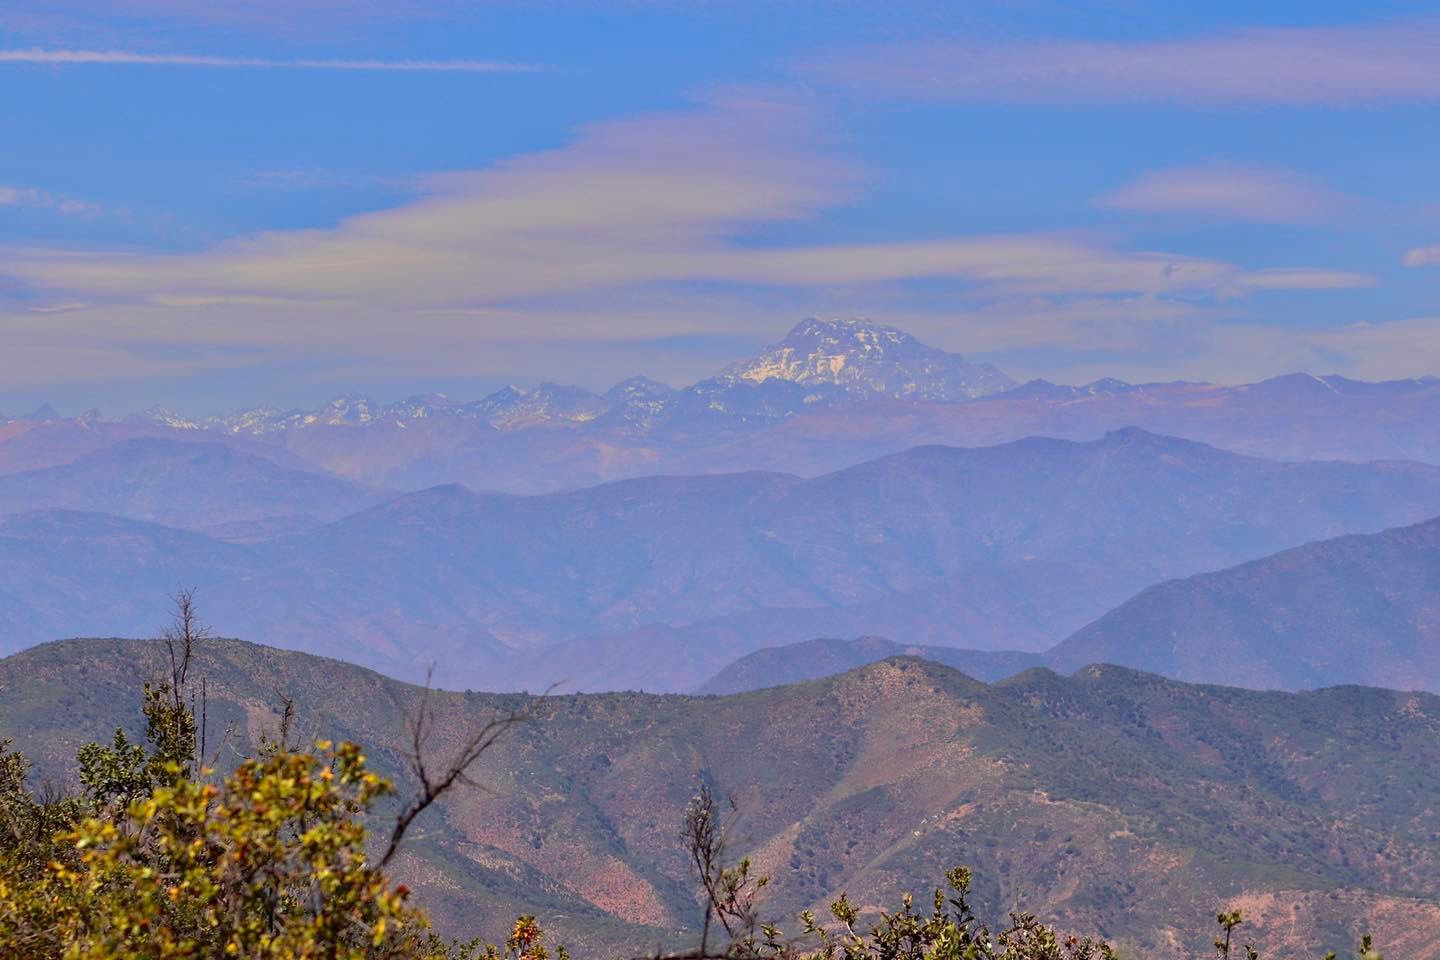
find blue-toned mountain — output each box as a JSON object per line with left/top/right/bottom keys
{"left": 0, "top": 437, "right": 382, "bottom": 538}
{"left": 8, "top": 320, "right": 1440, "bottom": 494}
{"left": 715, "top": 317, "right": 1014, "bottom": 400}
{"left": 5, "top": 430, "right": 1440, "bottom": 690}
{"left": 1047, "top": 515, "right": 1440, "bottom": 690}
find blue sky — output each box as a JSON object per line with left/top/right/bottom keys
{"left": 2, "top": 1, "right": 1439, "bottom": 414}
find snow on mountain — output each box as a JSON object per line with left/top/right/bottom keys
{"left": 600, "top": 376, "right": 678, "bottom": 429}
{"left": 127, "top": 406, "right": 202, "bottom": 430}
{"left": 717, "top": 317, "right": 1015, "bottom": 401}
{"left": 108, "top": 319, "right": 1014, "bottom": 438}
{"left": 205, "top": 396, "right": 383, "bottom": 434}
{"left": 311, "top": 394, "right": 379, "bottom": 426}
{"left": 377, "top": 394, "right": 450, "bottom": 422}
{"left": 997, "top": 378, "right": 1137, "bottom": 401}
{"left": 209, "top": 407, "right": 306, "bottom": 435}
{"left": 472, "top": 383, "right": 608, "bottom": 430}
{"left": 603, "top": 375, "right": 675, "bottom": 407}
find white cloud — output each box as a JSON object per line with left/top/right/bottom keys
{"left": 974, "top": 312, "right": 1440, "bottom": 387}
{"left": 0, "top": 47, "right": 538, "bottom": 72}
{"left": 1213, "top": 317, "right": 1440, "bottom": 382}
{"left": 1404, "top": 244, "right": 1440, "bottom": 267}
{"left": 6, "top": 0, "right": 459, "bottom": 28}
{"left": 805, "top": 20, "right": 1440, "bottom": 106}
{"left": 0, "top": 98, "right": 1382, "bottom": 388}
{"left": 3, "top": 96, "right": 1341, "bottom": 310}
{"left": 1097, "top": 165, "right": 1353, "bottom": 224}
{"left": 1228, "top": 269, "right": 1375, "bottom": 292}
{"left": 0, "top": 187, "right": 44, "bottom": 206}
{"left": 0, "top": 185, "right": 101, "bottom": 216}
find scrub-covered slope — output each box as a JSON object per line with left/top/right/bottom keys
{"left": 5, "top": 638, "right": 1440, "bottom": 958}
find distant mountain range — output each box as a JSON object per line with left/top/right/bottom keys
{"left": 5, "top": 316, "right": 1440, "bottom": 696}
{"left": 11, "top": 318, "right": 1012, "bottom": 438}
{"left": 1047, "top": 515, "right": 1440, "bottom": 690}
{"left": 0, "top": 437, "right": 382, "bottom": 539}
{"left": 702, "top": 515, "right": 1440, "bottom": 696}
{"left": 7, "top": 638, "right": 1440, "bottom": 958}
{"left": 9, "top": 318, "right": 1440, "bottom": 956}
{"left": 3, "top": 428, "right": 1440, "bottom": 690}
{"left": 6, "top": 318, "right": 1440, "bottom": 494}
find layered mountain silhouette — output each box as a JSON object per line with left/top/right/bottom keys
{"left": 4, "top": 429, "right": 1440, "bottom": 690}
{"left": 56, "top": 319, "right": 1010, "bottom": 442}
{"left": 696, "top": 636, "right": 1044, "bottom": 694}
{"left": 1046, "top": 515, "right": 1440, "bottom": 690}
{"left": 703, "top": 515, "right": 1440, "bottom": 696}
{"left": 6, "top": 638, "right": 1440, "bottom": 958}
{"left": 0, "top": 437, "right": 382, "bottom": 538}
{"left": 8, "top": 315, "right": 1440, "bottom": 960}
{"left": 8, "top": 320, "right": 1440, "bottom": 493}
{"left": 5, "top": 318, "right": 1440, "bottom": 694}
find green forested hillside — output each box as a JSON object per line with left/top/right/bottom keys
{"left": 4, "top": 637, "right": 1440, "bottom": 958}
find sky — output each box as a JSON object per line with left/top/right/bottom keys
{"left": 2, "top": 0, "right": 1439, "bottom": 415}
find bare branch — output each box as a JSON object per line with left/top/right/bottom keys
{"left": 161, "top": 587, "right": 212, "bottom": 704}
{"left": 675, "top": 782, "right": 770, "bottom": 960}
{"left": 378, "top": 672, "right": 530, "bottom": 869}
{"left": 273, "top": 685, "right": 296, "bottom": 751}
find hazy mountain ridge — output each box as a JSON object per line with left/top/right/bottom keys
{"left": 5, "top": 430, "right": 1440, "bottom": 690}
{"left": 696, "top": 636, "right": 1044, "bottom": 694}
{"left": 701, "top": 514, "right": 1440, "bottom": 696}
{"left": 0, "top": 437, "right": 384, "bottom": 537}
{"left": 5, "top": 318, "right": 1440, "bottom": 698}
{"left": 6, "top": 638, "right": 1440, "bottom": 958}
{"left": 8, "top": 319, "right": 1440, "bottom": 494}
{"left": 1046, "top": 514, "right": 1440, "bottom": 690}
{"left": 99, "top": 319, "right": 1012, "bottom": 439}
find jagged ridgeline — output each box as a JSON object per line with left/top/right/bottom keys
{"left": 4, "top": 637, "right": 1438, "bottom": 957}
{"left": 9, "top": 319, "right": 1440, "bottom": 498}
{"left": 7, "top": 319, "right": 1440, "bottom": 698}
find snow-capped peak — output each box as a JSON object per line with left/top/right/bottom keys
{"left": 474, "top": 383, "right": 607, "bottom": 429}
{"left": 133, "top": 406, "right": 202, "bottom": 430}
{"left": 720, "top": 317, "right": 1014, "bottom": 401}
{"left": 313, "top": 394, "right": 379, "bottom": 426}
{"left": 604, "top": 375, "right": 675, "bottom": 403}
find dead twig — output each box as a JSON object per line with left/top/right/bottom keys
{"left": 378, "top": 669, "right": 531, "bottom": 869}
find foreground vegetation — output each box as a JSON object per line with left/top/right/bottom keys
{"left": 0, "top": 602, "right": 1391, "bottom": 959}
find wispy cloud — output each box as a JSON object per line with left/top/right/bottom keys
{"left": 6, "top": 0, "right": 460, "bottom": 28}
{"left": 2, "top": 97, "right": 1350, "bottom": 310}
{"left": 1097, "top": 165, "right": 1354, "bottom": 224}
{"left": 1229, "top": 269, "right": 1375, "bottom": 292}
{"left": 0, "top": 187, "right": 49, "bottom": 207}
{"left": 0, "top": 98, "right": 1378, "bottom": 388}
{"left": 1404, "top": 244, "right": 1440, "bottom": 267}
{"left": 232, "top": 169, "right": 410, "bottom": 194}
{"left": 1206, "top": 317, "right": 1440, "bottom": 383}
{"left": 1012, "top": 315, "right": 1440, "bottom": 387}
{"left": 0, "top": 47, "right": 539, "bottom": 72}
{"left": 805, "top": 20, "right": 1440, "bottom": 106}
{"left": 0, "top": 185, "right": 102, "bottom": 216}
